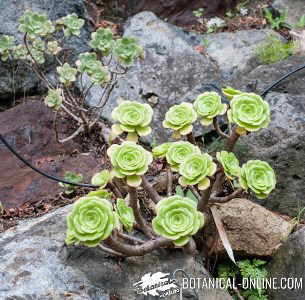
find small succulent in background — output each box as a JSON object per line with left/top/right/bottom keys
{"left": 56, "top": 13, "right": 84, "bottom": 37}
{"left": 91, "top": 170, "right": 111, "bottom": 188}
{"left": 206, "top": 17, "right": 226, "bottom": 33}
{"left": 152, "top": 195, "right": 204, "bottom": 246}
{"left": 59, "top": 171, "right": 83, "bottom": 195}
{"left": 221, "top": 86, "right": 243, "bottom": 100}
{"left": 57, "top": 63, "right": 78, "bottom": 85}
{"left": 115, "top": 198, "right": 135, "bottom": 233}
{"left": 0, "top": 35, "right": 14, "bottom": 61}
{"left": 89, "top": 28, "right": 114, "bottom": 56}
{"left": 163, "top": 102, "right": 197, "bottom": 137}
{"left": 44, "top": 89, "right": 63, "bottom": 110}
{"left": 47, "top": 41, "right": 62, "bottom": 55}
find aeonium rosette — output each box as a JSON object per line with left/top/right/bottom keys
{"left": 165, "top": 141, "right": 200, "bottom": 171}
{"left": 178, "top": 153, "right": 217, "bottom": 190}
{"left": 221, "top": 86, "right": 243, "bottom": 100}
{"left": 239, "top": 160, "right": 276, "bottom": 199}
{"left": 152, "top": 143, "right": 172, "bottom": 158}
{"left": 111, "top": 100, "right": 153, "bottom": 141}
{"left": 216, "top": 151, "right": 240, "bottom": 179}
{"left": 227, "top": 93, "right": 270, "bottom": 132}
{"left": 91, "top": 170, "right": 111, "bottom": 188}
{"left": 193, "top": 91, "right": 227, "bottom": 126}
{"left": 152, "top": 195, "right": 205, "bottom": 246}
{"left": 56, "top": 13, "right": 84, "bottom": 37}
{"left": 66, "top": 196, "right": 117, "bottom": 247}
{"left": 163, "top": 102, "right": 197, "bottom": 136}
{"left": 107, "top": 141, "right": 153, "bottom": 187}
{"left": 115, "top": 198, "right": 135, "bottom": 233}
{"left": 89, "top": 28, "right": 114, "bottom": 56}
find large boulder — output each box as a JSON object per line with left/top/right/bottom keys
{"left": 267, "top": 226, "right": 305, "bottom": 300}
{"left": 237, "top": 92, "right": 305, "bottom": 217}
{"left": 0, "top": 204, "right": 232, "bottom": 299}
{"left": 0, "top": 0, "right": 91, "bottom": 101}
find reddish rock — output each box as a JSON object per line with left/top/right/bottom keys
{"left": 0, "top": 100, "right": 100, "bottom": 208}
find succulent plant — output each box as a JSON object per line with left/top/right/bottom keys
{"left": 0, "top": 35, "right": 14, "bottom": 61}
{"left": 57, "top": 63, "right": 78, "bottom": 85}
{"left": 152, "top": 195, "right": 205, "bottom": 246}
{"left": 111, "top": 100, "right": 153, "bottom": 140}
{"left": 115, "top": 198, "right": 135, "bottom": 233}
{"left": 66, "top": 196, "right": 116, "bottom": 247}
{"left": 222, "top": 86, "right": 243, "bottom": 100}
{"left": 13, "top": 45, "right": 28, "bottom": 60}
{"left": 152, "top": 143, "right": 172, "bottom": 158}
{"left": 178, "top": 153, "right": 217, "bottom": 190}
{"left": 193, "top": 91, "right": 227, "bottom": 126}
{"left": 89, "top": 28, "right": 114, "bottom": 56}
{"left": 163, "top": 102, "right": 197, "bottom": 136}
{"left": 87, "top": 189, "right": 113, "bottom": 200}
{"left": 59, "top": 171, "right": 83, "bottom": 195}
{"left": 216, "top": 151, "right": 240, "bottom": 179}
{"left": 107, "top": 141, "right": 153, "bottom": 187}
{"left": 239, "top": 160, "right": 276, "bottom": 199}
{"left": 44, "top": 89, "right": 63, "bottom": 110}
{"left": 227, "top": 93, "right": 270, "bottom": 132}
{"left": 113, "top": 37, "right": 144, "bottom": 66}
{"left": 57, "top": 13, "right": 84, "bottom": 37}
{"left": 91, "top": 170, "right": 111, "bottom": 188}
{"left": 166, "top": 141, "right": 200, "bottom": 171}
{"left": 47, "top": 41, "right": 61, "bottom": 55}
{"left": 19, "top": 11, "right": 54, "bottom": 37}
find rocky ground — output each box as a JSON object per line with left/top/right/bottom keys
{"left": 0, "top": 0, "right": 305, "bottom": 299}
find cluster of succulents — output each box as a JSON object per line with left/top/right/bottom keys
{"left": 64, "top": 85, "right": 276, "bottom": 256}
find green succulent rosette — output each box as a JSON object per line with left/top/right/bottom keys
{"left": 166, "top": 141, "right": 200, "bottom": 171}
{"left": 222, "top": 86, "right": 243, "bottom": 100}
{"left": 216, "top": 151, "right": 240, "bottom": 179}
{"left": 107, "top": 141, "right": 153, "bottom": 187}
{"left": 239, "top": 160, "right": 276, "bottom": 199}
{"left": 76, "top": 52, "right": 98, "bottom": 73}
{"left": 115, "top": 198, "right": 135, "bottom": 233}
{"left": 57, "top": 63, "right": 77, "bottom": 85}
{"left": 111, "top": 100, "right": 153, "bottom": 139}
{"left": 47, "top": 41, "right": 61, "bottom": 55}
{"left": 178, "top": 153, "right": 217, "bottom": 190}
{"left": 13, "top": 45, "right": 28, "bottom": 60}
{"left": 91, "top": 170, "right": 111, "bottom": 188}
{"left": 152, "top": 143, "right": 172, "bottom": 158}
{"left": 19, "top": 11, "right": 54, "bottom": 37}
{"left": 193, "top": 91, "right": 227, "bottom": 126}
{"left": 87, "top": 189, "right": 113, "bottom": 200}
{"left": 163, "top": 102, "right": 197, "bottom": 136}
{"left": 66, "top": 196, "right": 116, "bottom": 247}
{"left": 0, "top": 35, "right": 14, "bottom": 61}
{"left": 89, "top": 28, "right": 114, "bottom": 56}
{"left": 44, "top": 89, "right": 62, "bottom": 110}
{"left": 227, "top": 93, "right": 270, "bottom": 132}
{"left": 152, "top": 195, "right": 205, "bottom": 246}
{"left": 57, "top": 13, "right": 84, "bottom": 36}
{"left": 113, "top": 37, "right": 144, "bottom": 66}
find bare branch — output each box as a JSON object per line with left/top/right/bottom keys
{"left": 183, "top": 237, "right": 198, "bottom": 256}
{"left": 117, "top": 232, "right": 145, "bottom": 245}
{"left": 98, "top": 244, "right": 126, "bottom": 257}
{"left": 167, "top": 167, "right": 173, "bottom": 197}
{"left": 210, "top": 188, "right": 243, "bottom": 204}
{"left": 213, "top": 117, "right": 229, "bottom": 139}
{"left": 225, "top": 127, "right": 240, "bottom": 152}
{"left": 58, "top": 125, "right": 84, "bottom": 143}
{"left": 186, "top": 132, "right": 197, "bottom": 145}
{"left": 141, "top": 176, "right": 161, "bottom": 203}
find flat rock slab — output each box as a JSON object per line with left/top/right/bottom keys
{"left": 0, "top": 205, "right": 232, "bottom": 299}
{"left": 0, "top": 101, "right": 100, "bottom": 208}
{"left": 210, "top": 198, "right": 293, "bottom": 256}
{"left": 267, "top": 226, "right": 305, "bottom": 300}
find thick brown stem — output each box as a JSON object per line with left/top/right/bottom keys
{"left": 141, "top": 176, "right": 161, "bottom": 203}
{"left": 225, "top": 127, "right": 240, "bottom": 152}
{"left": 128, "top": 186, "right": 154, "bottom": 238}
{"left": 213, "top": 117, "right": 229, "bottom": 139}
{"left": 183, "top": 237, "right": 198, "bottom": 256}
{"left": 186, "top": 132, "right": 197, "bottom": 145}
{"left": 106, "top": 235, "right": 171, "bottom": 257}
{"left": 107, "top": 182, "right": 123, "bottom": 198}
{"left": 117, "top": 232, "right": 145, "bottom": 244}
{"left": 197, "top": 187, "right": 212, "bottom": 212}
{"left": 98, "top": 244, "right": 126, "bottom": 257}
{"left": 210, "top": 188, "right": 243, "bottom": 204}
{"left": 167, "top": 167, "right": 173, "bottom": 197}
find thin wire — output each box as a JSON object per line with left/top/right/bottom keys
{"left": 0, "top": 134, "right": 98, "bottom": 188}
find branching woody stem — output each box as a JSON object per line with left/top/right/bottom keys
{"left": 167, "top": 167, "right": 173, "bottom": 197}
{"left": 98, "top": 244, "right": 126, "bottom": 257}
{"left": 128, "top": 186, "right": 155, "bottom": 238}
{"left": 186, "top": 132, "right": 197, "bottom": 145}
{"left": 141, "top": 176, "right": 161, "bottom": 203}
{"left": 197, "top": 187, "right": 212, "bottom": 212}
{"left": 117, "top": 232, "right": 145, "bottom": 245}
{"left": 210, "top": 188, "right": 243, "bottom": 204}
{"left": 183, "top": 237, "right": 198, "bottom": 256}
{"left": 225, "top": 126, "right": 240, "bottom": 152}
{"left": 213, "top": 117, "right": 229, "bottom": 139}
{"left": 107, "top": 235, "right": 171, "bottom": 257}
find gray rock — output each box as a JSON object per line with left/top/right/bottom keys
{"left": 236, "top": 55, "right": 305, "bottom": 95}
{"left": 0, "top": 0, "right": 91, "bottom": 100}
{"left": 267, "top": 226, "right": 305, "bottom": 300}
{"left": 203, "top": 29, "right": 281, "bottom": 80}
{"left": 0, "top": 205, "right": 232, "bottom": 300}
{"left": 273, "top": 0, "right": 305, "bottom": 26}
{"left": 85, "top": 11, "right": 222, "bottom": 143}
{"left": 238, "top": 92, "right": 305, "bottom": 217}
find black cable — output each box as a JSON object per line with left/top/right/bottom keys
{"left": 260, "top": 63, "right": 305, "bottom": 97}
{"left": 0, "top": 134, "right": 99, "bottom": 188}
